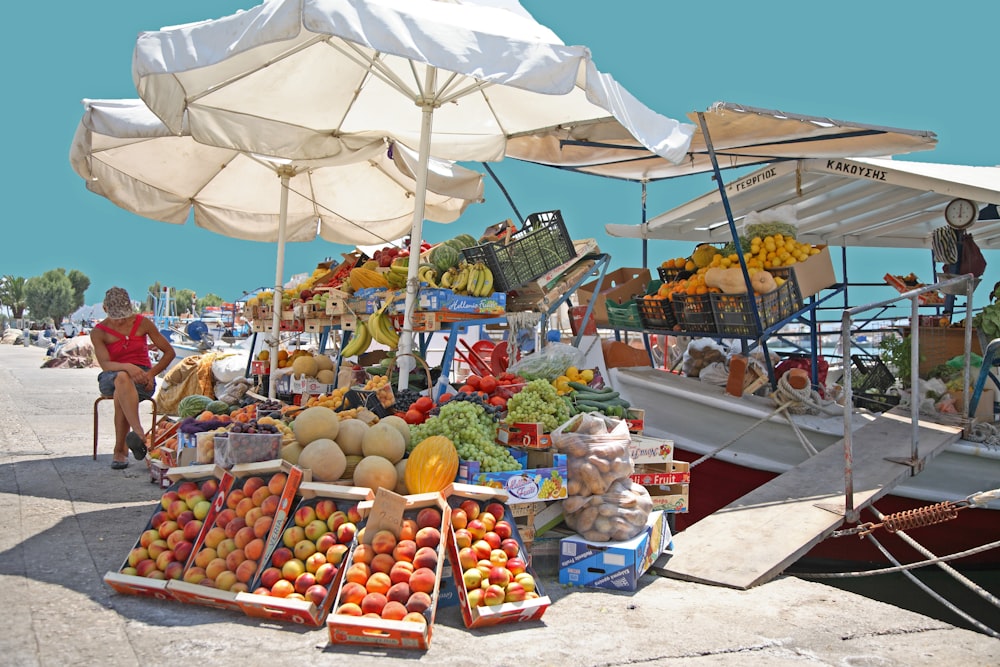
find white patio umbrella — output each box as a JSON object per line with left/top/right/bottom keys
{"left": 70, "top": 97, "right": 484, "bottom": 394}
{"left": 131, "top": 0, "right": 695, "bottom": 382}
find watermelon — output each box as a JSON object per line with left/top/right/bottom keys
{"left": 206, "top": 400, "right": 231, "bottom": 415}
{"left": 177, "top": 394, "right": 212, "bottom": 418}
{"left": 455, "top": 233, "right": 478, "bottom": 249}
{"left": 430, "top": 244, "right": 460, "bottom": 272}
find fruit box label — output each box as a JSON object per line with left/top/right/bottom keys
{"left": 456, "top": 453, "right": 567, "bottom": 504}
{"left": 630, "top": 461, "right": 690, "bottom": 486}
{"left": 628, "top": 436, "right": 674, "bottom": 464}
{"left": 496, "top": 423, "right": 551, "bottom": 449}
{"left": 558, "top": 511, "right": 671, "bottom": 591}
{"left": 647, "top": 487, "right": 689, "bottom": 514}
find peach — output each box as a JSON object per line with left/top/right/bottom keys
{"left": 235, "top": 559, "right": 258, "bottom": 584}
{"left": 205, "top": 557, "right": 228, "bottom": 580}
{"left": 339, "top": 581, "right": 367, "bottom": 606}
{"left": 244, "top": 507, "right": 264, "bottom": 527}
{"left": 386, "top": 581, "right": 411, "bottom": 605}
{"left": 253, "top": 516, "right": 273, "bottom": 540}
{"left": 415, "top": 527, "right": 440, "bottom": 550}
{"left": 145, "top": 570, "right": 167, "bottom": 581}
{"left": 267, "top": 472, "right": 287, "bottom": 495}
{"left": 139, "top": 529, "right": 160, "bottom": 549}
{"left": 183, "top": 566, "right": 207, "bottom": 585}
{"left": 360, "top": 592, "right": 387, "bottom": 616}
{"left": 403, "top": 611, "right": 428, "bottom": 625}
{"left": 504, "top": 581, "right": 527, "bottom": 603}
{"left": 369, "top": 553, "right": 395, "bottom": 575}
{"left": 176, "top": 509, "right": 196, "bottom": 527}
{"left": 147, "top": 539, "right": 169, "bottom": 560}
{"left": 335, "top": 523, "right": 357, "bottom": 544}
{"left": 494, "top": 520, "right": 513, "bottom": 540}
{"left": 244, "top": 538, "right": 265, "bottom": 562}
{"left": 216, "top": 538, "right": 238, "bottom": 561}
{"left": 163, "top": 560, "right": 184, "bottom": 580}
{"left": 305, "top": 551, "right": 327, "bottom": 574}
{"left": 282, "top": 558, "right": 306, "bottom": 582}
{"left": 176, "top": 481, "right": 199, "bottom": 499}
{"left": 241, "top": 476, "right": 265, "bottom": 498}
{"left": 484, "top": 502, "right": 506, "bottom": 522}
{"left": 500, "top": 538, "right": 521, "bottom": 559}
{"left": 155, "top": 550, "right": 176, "bottom": 571}
{"left": 225, "top": 548, "right": 246, "bottom": 572}
{"left": 381, "top": 600, "right": 408, "bottom": 621}
{"left": 203, "top": 526, "right": 227, "bottom": 549}
{"left": 313, "top": 499, "right": 337, "bottom": 521}
{"left": 282, "top": 525, "right": 306, "bottom": 548}
{"left": 304, "top": 519, "right": 328, "bottom": 543}
{"left": 158, "top": 520, "right": 180, "bottom": 540}
{"left": 200, "top": 478, "right": 219, "bottom": 499}
{"left": 270, "top": 578, "right": 294, "bottom": 598}
{"left": 479, "top": 512, "right": 496, "bottom": 532}
{"left": 235, "top": 496, "right": 256, "bottom": 519}
{"left": 345, "top": 562, "right": 370, "bottom": 585}
{"left": 234, "top": 525, "right": 256, "bottom": 550}
{"left": 389, "top": 560, "right": 414, "bottom": 585}
{"left": 259, "top": 494, "right": 280, "bottom": 517}
{"left": 160, "top": 490, "right": 180, "bottom": 511}
{"left": 294, "top": 539, "right": 317, "bottom": 562}
{"left": 514, "top": 572, "right": 535, "bottom": 592}
{"left": 462, "top": 567, "right": 482, "bottom": 590}
{"left": 405, "top": 591, "right": 432, "bottom": 614}
{"left": 489, "top": 549, "right": 508, "bottom": 568}
{"left": 398, "top": 519, "right": 418, "bottom": 541}
{"left": 270, "top": 546, "right": 294, "bottom": 568}
{"left": 224, "top": 516, "right": 247, "bottom": 540}
{"left": 325, "top": 543, "right": 349, "bottom": 566}
{"left": 184, "top": 492, "right": 207, "bottom": 511}
{"left": 182, "top": 519, "right": 203, "bottom": 542}
{"left": 408, "top": 567, "right": 436, "bottom": 594}
{"left": 483, "top": 531, "right": 501, "bottom": 550}
{"left": 351, "top": 543, "right": 374, "bottom": 565}
{"left": 483, "top": 583, "right": 505, "bottom": 606}
{"left": 193, "top": 500, "right": 212, "bottom": 521}
{"left": 471, "top": 540, "right": 493, "bottom": 561}
{"left": 466, "top": 587, "right": 485, "bottom": 608}
{"left": 251, "top": 486, "right": 272, "bottom": 508}
{"left": 128, "top": 547, "right": 149, "bottom": 568}
{"left": 168, "top": 499, "right": 189, "bottom": 521}
{"left": 412, "top": 546, "right": 438, "bottom": 571}
{"left": 365, "top": 571, "right": 392, "bottom": 595}
{"left": 476, "top": 560, "right": 494, "bottom": 580}
{"left": 174, "top": 540, "right": 194, "bottom": 565}
{"left": 294, "top": 571, "right": 316, "bottom": 595}
{"left": 314, "top": 562, "right": 338, "bottom": 586}
{"left": 459, "top": 499, "right": 480, "bottom": 520}
{"left": 259, "top": 566, "right": 283, "bottom": 589}
{"left": 488, "top": 566, "right": 510, "bottom": 587}
{"left": 336, "top": 602, "right": 363, "bottom": 616}
{"left": 166, "top": 530, "right": 186, "bottom": 551}
{"left": 506, "top": 557, "right": 527, "bottom": 577}
{"left": 135, "top": 559, "right": 158, "bottom": 578}
{"left": 150, "top": 510, "right": 169, "bottom": 530}
{"left": 215, "top": 570, "right": 238, "bottom": 592}
{"left": 453, "top": 528, "right": 473, "bottom": 549}
{"left": 392, "top": 539, "right": 416, "bottom": 563}
{"left": 458, "top": 546, "right": 478, "bottom": 572}
{"left": 346, "top": 505, "right": 363, "bottom": 524}
{"left": 225, "top": 489, "right": 245, "bottom": 511}
{"left": 315, "top": 532, "right": 338, "bottom": 554}
{"left": 326, "top": 510, "right": 349, "bottom": 532}
{"left": 370, "top": 529, "right": 397, "bottom": 555}
{"left": 214, "top": 508, "right": 236, "bottom": 530}
{"left": 466, "top": 519, "right": 486, "bottom": 541}
{"left": 416, "top": 507, "right": 441, "bottom": 529}
{"left": 230, "top": 582, "right": 250, "bottom": 594}
{"left": 305, "top": 583, "right": 328, "bottom": 606}
{"left": 194, "top": 546, "right": 218, "bottom": 570}
{"left": 450, "top": 508, "right": 468, "bottom": 530}
{"left": 120, "top": 566, "right": 138, "bottom": 577}
{"left": 287, "top": 592, "right": 305, "bottom": 601}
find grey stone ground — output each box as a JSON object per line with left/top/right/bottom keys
{"left": 0, "top": 343, "right": 997, "bottom": 666}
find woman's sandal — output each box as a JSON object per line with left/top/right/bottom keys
{"left": 111, "top": 460, "right": 129, "bottom": 470}
{"left": 126, "top": 431, "right": 147, "bottom": 461}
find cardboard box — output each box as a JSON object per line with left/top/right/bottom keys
{"left": 213, "top": 433, "right": 282, "bottom": 469}
{"left": 236, "top": 481, "right": 373, "bottom": 626}
{"left": 168, "top": 462, "right": 306, "bottom": 612}
{"left": 791, "top": 245, "right": 835, "bottom": 299}
{"left": 404, "top": 288, "right": 506, "bottom": 315}
{"left": 456, "top": 450, "right": 568, "bottom": 504}
{"left": 442, "top": 483, "right": 550, "bottom": 628}
{"left": 576, "top": 267, "right": 652, "bottom": 326}
{"left": 625, "top": 408, "right": 645, "bottom": 436}
{"left": 496, "top": 423, "right": 552, "bottom": 449}
{"left": 509, "top": 500, "right": 565, "bottom": 542}
{"left": 634, "top": 461, "right": 690, "bottom": 514}
{"left": 327, "top": 491, "right": 451, "bottom": 650}
{"left": 104, "top": 466, "right": 233, "bottom": 602}
{"left": 558, "top": 510, "right": 671, "bottom": 591}
{"left": 289, "top": 376, "right": 336, "bottom": 396}
{"left": 628, "top": 436, "right": 674, "bottom": 464}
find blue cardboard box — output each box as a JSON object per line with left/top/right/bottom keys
{"left": 456, "top": 450, "right": 567, "bottom": 504}
{"left": 409, "top": 288, "right": 507, "bottom": 314}
{"left": 558, "top": 510, "right": 671, "bottom": 591}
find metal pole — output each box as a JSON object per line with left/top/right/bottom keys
{"left": 842, "top": 310, "right": 856, "bottom": 522}
{"left": 963, "top": 275, "right": 973, "bottom": 421}
{"left": 267, "top": 167, "right": 293, "bottom": 399}
{"left": 910, "top": 296, "right": 920, "bottom": 461}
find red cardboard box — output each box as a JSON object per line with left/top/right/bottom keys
{"left": 442, "top": 483, "right": 550, "bottom": 628}
{"left": 167, "top": 461, "right": 305, "bottom": 612}
{"left": 104, "top": 465, "right": 232, "bottom": 602}
{"left": 496, "top": 422, "right": 552, "bottom": 449}
{"left": 236, "top": 481, "right": 373, "bottom": 626}
{"left": 327, "top": 491, "right": 451, "bottom": 650}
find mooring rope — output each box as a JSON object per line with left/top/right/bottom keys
{"left": 795, "top": 540, "right": 1000, "bottom": 579}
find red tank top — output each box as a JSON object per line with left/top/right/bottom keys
{"left": 96, "top": 316, "right": 152, "bottom": 367}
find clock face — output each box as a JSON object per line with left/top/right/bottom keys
{"left": 945, "top": 198, "right": 977, "bottom": 229}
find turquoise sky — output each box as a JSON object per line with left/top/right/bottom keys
{"left": 5, "top": 1, "right": 997, "bottom": 315}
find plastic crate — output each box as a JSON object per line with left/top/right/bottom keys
{"left": 769, "top": 267, "right": 803, "bottom": 310}
{"left": 461, "top": 210, "right": 575, "bottom": 292}
{"left": 606, "top": 299, "right": 644, "bottom": 329}
{"left": 711, "top": 281, "right": 798, "bottom": 337}
{"left": 853, "top": 392, "right": 901, "bottom": 412}
{"left": 851, "top": 353, "right": 895, "bottom": 393}
{"left": 657, "top": 266, "right": 685, "bottom": 283}
{"left": 681, "top": 293, "right": 717, "bottom": 334}
{"left": 637, "top": 295, "right": 679, "bottom": 330}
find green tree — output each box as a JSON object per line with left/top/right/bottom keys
{"left": 197, "top": 293, "right": 224, "bottom": 311}
{"left": 175, "top": 289, "right": 197, "bottom": 315}
{"left": 24, "top": 270, "right": 75, "bottom": 325}
{"left": 0, "top": 275, "right": 28, "bottom": 319}
{"left": 67, "top": 270, "right": 90, "bottom": 311}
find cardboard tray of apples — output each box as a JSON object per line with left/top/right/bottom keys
{"left": 442, "top": 482, "right": 550, "bottom": 629}
{"left": 235, "top": 481, "right": 374, "bottom": 626}
{"left": 327, "top": 489, "right": 452, "bottom": 650}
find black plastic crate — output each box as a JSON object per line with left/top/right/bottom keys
{"left": 681, "top": 293, "right": 717, "bottom": 334}
{"left": 461, "top": 210, "right": 575, "bottom": 292}
{"left": 853, "top": 392, "right": 900, "bottom": 412}
{"left": 711, "top": 281, "right": 798, "bottom": 337}
{"left": 637, "top": 295, "right": 679, "bottom": 330}
{"left": 657, "top": 266, "right": 685, "bottom": 283}
{"left": 851, "top": 353, "right": 895, "bottom": 393}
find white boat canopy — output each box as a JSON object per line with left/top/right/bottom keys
{"left": 607, "top": 157, "right": 1000, "bottom": 248}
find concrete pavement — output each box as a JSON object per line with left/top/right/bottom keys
{"left": 0, "top": 343, "right": 997, "bottom": 666}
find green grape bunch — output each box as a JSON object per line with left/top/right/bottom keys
{"left": 408, "top": 400, "right": 519, "bottom": 473}
{"left": 504, "top": 378, "right": 571, "bottom": 431}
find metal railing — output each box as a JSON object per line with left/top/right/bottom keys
{"left": 839, "top": 273, "right": 975, "bottom": 523}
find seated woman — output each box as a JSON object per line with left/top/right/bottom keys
{"left": 91, "top": 287, "right": 176, "bottom": 469}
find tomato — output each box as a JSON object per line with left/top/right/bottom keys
{"left": 413, "top": 396, "right": 434, "bottom": 413}
{"left": 479, "top": 375, "right": 498, "bottom": 394}
{"left": 488, "top": 395, "right": 507, "bottom": 408}
{"left": 466, "top": 374, "right": 481, "bottom": 389}
{"left": 458, "top": 384, "right": 476, "bottom": 394}
{"left": 438, "top": 393, "right": 454, "bottom": 404}
{"left": 404, "top": 408, "right": 425, "bottom": 425}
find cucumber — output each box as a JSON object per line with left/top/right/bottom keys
{"left": 574, "top": 399, "right": 614, "bottom": 411}
{"left": 567, "top": 381, "right": 596, "bottom": 392}
{"left": 573, "top": 390, "right": 620, "bottom": 402}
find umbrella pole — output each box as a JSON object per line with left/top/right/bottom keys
{"left": 399, "top": 69, "right": 439, "bottom": 391}
{"left": 267, "top": 167, "right": 293, "bottom": 399}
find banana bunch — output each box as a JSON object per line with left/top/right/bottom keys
{"left": 446, "top": 261, "right": 495, "bottom": 297}
{"left": 386, "top": 260, "right": 409, "bottom": 289}
{"left": 417, "top": 264, "right": 439, "bottom": 287}
{"left": 339, "top": 319, "right": 372, "bottom": 358}
{"left": 366, "top": 301, "right": 400, "bottom": 349}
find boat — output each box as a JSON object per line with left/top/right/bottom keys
{"left": 602, "top": 156, "right": 1000, "bottom": 572}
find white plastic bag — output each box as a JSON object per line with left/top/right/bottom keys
{"left": 508, "top": 342, "right": 586, "bottom": 381}
{"left": 681, "top": 339, "right": 728, "bottom": 378}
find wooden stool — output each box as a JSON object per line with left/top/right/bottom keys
{"left": 93, "top": 395, "right": 157, "bottom": 460}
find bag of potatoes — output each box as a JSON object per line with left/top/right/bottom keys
{"left": 562, "top": 478, "right": 653, "bottom": 542}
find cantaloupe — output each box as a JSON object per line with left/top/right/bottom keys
{"left": 316, "top": 369, "right": 336, "bottom": 385}
{"left": 314, "top": 354, "right": 335, "bottom": 372}
{"left": 291, "top": 354, "right": 319, "bottom": 378}
{"left": 336, "top": 419, "right": 369, "bottom": 456}
{"left": 353, "top": 455, "right": 398, "bottom": 491}
{"left": 361, "top": 423, "right": 405, "bottom": 463}
{"left": 280, "top": 441, "right": 304, "bottom": 465}
{"left": 298, "top": 438, "right": 347, "bottom": 482}
{"left": 292, "top": 406, "right": 340, "bottom": 445}
{"left": 378, "top": 415, "right": 411, "bottom": 449}
{"left": 394, "top": 459, "right": 409, "bottom": 494}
